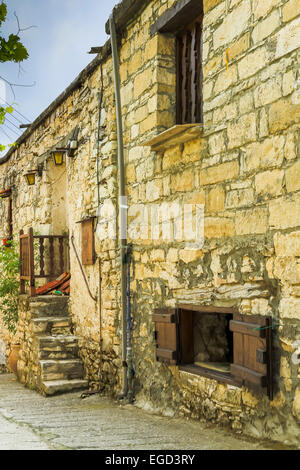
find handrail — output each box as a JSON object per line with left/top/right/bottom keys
{"left": 19, "top": 228, "right": 68, "bottom": 297}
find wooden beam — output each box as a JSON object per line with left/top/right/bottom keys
{"left": 151, "top": 0, "right": 203, "bottom": 36}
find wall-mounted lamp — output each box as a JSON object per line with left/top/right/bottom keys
{"left": 24, "top": 165, "right": 43, "bottom": 186}
{"left": 24, "top": 170, "right": 37, "bottom": 186}
{"left": 51, "top": 150, "right": 65, "bottom": 166}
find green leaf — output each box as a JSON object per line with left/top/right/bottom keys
{"left": 0, "top": 34, "right": 29, "bottom": 63}
{"left": 0, "top": 2, "right": 7, "bottom": 26}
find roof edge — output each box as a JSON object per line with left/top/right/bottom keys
{"left": 0, "top": 0, "right": 150, "bottom": 166}
{"left": 105, "top": 0, "right": 149, "bottom": 34}
{"left": 0, "top": 40, "right": 111, "bottom": 165}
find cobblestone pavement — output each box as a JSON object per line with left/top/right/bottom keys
{"left": 0, "top": 374, "right": 289, "bottom": 450}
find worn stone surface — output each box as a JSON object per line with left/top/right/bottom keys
{"left": 0, "top": 374, "right": 294, "bottom": 450}
{"left": 0, "top": 0, "right": 299, "bottom": 448}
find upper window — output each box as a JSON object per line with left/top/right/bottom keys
{"left": 176, "top": 16, "right": 203, "bottom": 124}
{"left": 151, "top": 0, "right": 204, "bottom": 125}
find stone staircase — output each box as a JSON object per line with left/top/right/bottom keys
{"left": 29, "top": 296, "right": 88, "bottom": 396}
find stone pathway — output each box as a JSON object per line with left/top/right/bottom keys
{"left": 0, "top": 374, "right": 289, "bottom": 450}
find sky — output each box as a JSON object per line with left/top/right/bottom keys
{"left": 0, "top": 0, "right": 119, "bottom": 155}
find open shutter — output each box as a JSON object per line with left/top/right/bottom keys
{"left": 81, "top": 219, "right": 95, "bottom": 265}
{"left": 152, "top": 308, "right": 179, "bottom": 365}
{"left": 230, "top": 314, "right": 273, "bottom": 399}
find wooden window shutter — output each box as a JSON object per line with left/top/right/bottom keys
{"left": 81, "top": 219, "right": 95, "bottom": 265}
{"left": 230, "top": 314, "right": 273, "bottom": 399}
{"left": 152, "top": 308, "right": 180, "bottom": 365}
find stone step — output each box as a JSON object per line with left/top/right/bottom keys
{"left": 40, "top": 359, "right": 84, "bottom": 381}
{"left": 37, "top": 335, "right": 79, "bottom": 360}
{"left": 30, "top": 296, "right": 69, "bottom": 318}
{"left": 31, "top": 317, "right": 72, "bottom": 336}
{"left": 41, "top": 379, "right": 88, "bottom": 396}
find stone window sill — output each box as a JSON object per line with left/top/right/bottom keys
{"left": 179, "top": 364, "right": 242, "bottom": 387}
{"left": 142, "top": 124, "right": 203, "bottom": 152}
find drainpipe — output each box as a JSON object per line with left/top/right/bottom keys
{"left": 109, "top": 14, "right": 129, "bottom": 400}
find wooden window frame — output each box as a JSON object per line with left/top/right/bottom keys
{"left": 153, "top": 305, "right": 274, "bottom": 399}
{"left": 150, "top": 0, "right": 204, "bottom": 126}
{"left": 178, "top": 305, "right": 240, "bottom": 387}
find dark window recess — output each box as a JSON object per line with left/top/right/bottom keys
{"left": 152, "top": 307, "right": 273, "bottom": 399}
{"left": 176, "top": 17, "right": 203, "bottom": 124}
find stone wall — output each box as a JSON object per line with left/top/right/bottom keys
{"left": 0, "top": 0, "right": 299, "bottom": 446}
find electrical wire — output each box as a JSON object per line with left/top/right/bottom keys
{"left": 0, "top": 127, "right": 14, "bottom": 141}
{"left": 2, "top": 123, "right": 21, "bottom": 137}
{"left": 0, "top": 98, "right": 31, "bottom": 123}
{"left": 5, "top": 112, "right": 23, "bottom": 125}
{"left": 4, "top": 117, "right": 22, "bottom": 131}
{"left": 95, "top": 63, "right": 104, "bottom": 232}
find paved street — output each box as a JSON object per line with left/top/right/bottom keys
{"left": 0, "top": 373, "right": 288, "bottom": 450}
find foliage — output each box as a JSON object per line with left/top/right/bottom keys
{"left": 0, "top": 241, "right": 20, "bottom": 333}
{"left": 0, "top": 1, "right": 29, "bottom": 151}
{"left": 0, "top": 104, "right": 13, "bottom": 151}
{"left": 0, "top": 2, "right": 29, "bottom": 64}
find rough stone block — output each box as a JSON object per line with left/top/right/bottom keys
{"left": 199, "top": 161, "right": 239, "bottom": 186}
{"left": 245, "top": 136, "right": 285, "bottom": 172}
{"left": 286, "top": 160, "right": 300, "bottom": 193}
{"left": 213, "top": 0, "right": 251, "bottom": 50}
{"left": 255, "top": 169, "right": 284, "bottom": 197}
{"left": 235, "top": 208, "right": 268, "bottom": 235}
{"left": 204, "top": 217, "right": 235, "bottom": 238}
{"left": 207, "top": 185, "right": 225, "bottom": 212}
{"left": 269, "top": 97, "right": 300, "bottom": 133}
{"left": 226, "top": 188, "right": 254, "bottom": 208}
{"left": 275, "top": 17, "right": 300, "bottom": 59}
{"left": 253, "top": 0, "right": 281, "bottom": 20}
{"left": 238, "top": 47, "right": 268, "bottom": 80}
{"left": 269, "top": 194, "right": 300, "bottom": 229}
{"left": 252, "top": 10, "right": 280, "bottom": 44}
{"left": 283, "top": 0, "right": 300, "bottom": 23}
{"left": 274, "top": 231, "right": 300, "bottom": 257}
{"left": 254, "top": 77, "right": 282, "bottom": 108}
{"left": 227, "top": 114, "right": 256, "bottom": 149}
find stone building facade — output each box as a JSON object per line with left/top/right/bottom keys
{"left": 0, "top": 0, "right": 299, "bottom": 446}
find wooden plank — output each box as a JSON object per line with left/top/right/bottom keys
{"left": 152, "top": 313, "right": 176, "bottom": 323}
{"left": 190, "top": 25, "right": 197, "bottom": 123}
{"left": 81, "top": 219, "right": 95, "bottom": 265}
{"left": 20, "top": 230, "right": 25, "bottom": 295}
{"left": 180, "top": 309, "right": 194, "bottom": 364}
{"left": 39, "top": 238, "right": 45, "bottom": 277}
{"left": 230, "top": 364, "right": 267, "bottom": 388}
{"left": 230, "top": 320, "right": 266, "bottom": 338}
{"left": 28, "top": 228, "right": 36, "bottom": 297}
{"left": 59, "top": 237, "right": 64, "bottom": 273}
{"left": 196, "top": 20, "right": 203, "bottom": 123}
{"left": 178, "top": 304, "right": 239, "bottom": 314}
{"left": 156, "top": 348, "right": 177, "bottom": 360}
{"left": 181, "top": 32, "right": 188, "bottom": 124}
{"left": 150, "top": 0, "right": 203, "bottom": 35}
{"left": 176, "top": 36, "right": 183, "bottom": 124}
{"left": 49, "top": 237, "right": 54, "bottom": 276}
